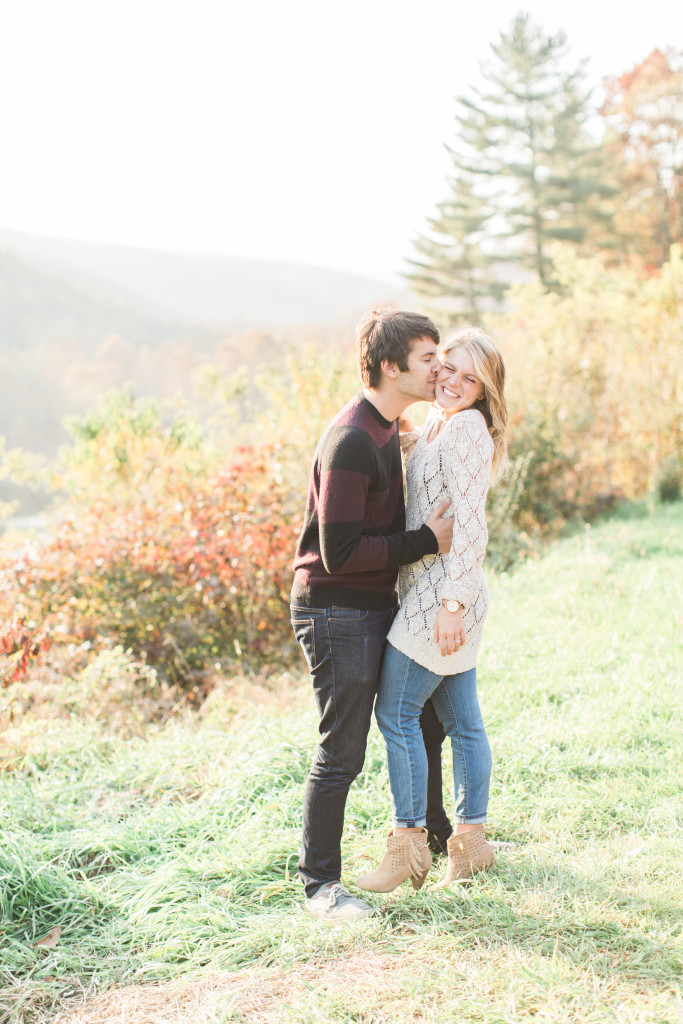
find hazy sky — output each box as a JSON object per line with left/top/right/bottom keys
{"left": 2, "top": 0, "right": 681, "bottom": 280}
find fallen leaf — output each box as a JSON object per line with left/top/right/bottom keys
{"left": 33, "top": 926, "right": 61, "bottom": 949}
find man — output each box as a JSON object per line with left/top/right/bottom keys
{"left": 290, "top": 308, "right": 453, "bottom": 922}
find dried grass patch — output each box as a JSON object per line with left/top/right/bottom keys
{"left": 48, "top": 947, "right": 677, "bottom": 1024}
{"left": 52, "top": 953, "right": 410, "bottom": 1024}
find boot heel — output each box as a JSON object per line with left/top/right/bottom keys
{"left": 356, "top": 830, "right": 431, "bottom": 894}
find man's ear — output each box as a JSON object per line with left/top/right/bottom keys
{"left": 380, "top": 358, "right": 399, "bottom": 380}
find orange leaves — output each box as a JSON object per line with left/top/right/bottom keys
{"left": 0, "top": 440, "right": 303, "bottom": 682}
{"left": 0, "top": 617, "right": 53, "bottom": 686}
{"left": 601, "top": 47, "right": 683, "bottom": 267}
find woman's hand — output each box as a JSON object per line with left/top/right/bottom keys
{"left": 433, "top": 605, "right": 465, "bottom": 657}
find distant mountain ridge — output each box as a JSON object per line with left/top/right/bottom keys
{"left": 0, "top": 228, "right": 410, "bottom": 499}
{"left": 0, "top": 227, "right": 406, "bottom": 340}
{"left": 0, "top": 249, "right": 206, "bottom": 354}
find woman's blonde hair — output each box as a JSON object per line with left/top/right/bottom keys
{"left": 440, "top": 326, "right": 510, "bottom": 486}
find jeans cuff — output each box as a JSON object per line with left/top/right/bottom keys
{"left": 393, "top": 817, "right": 427, "bottom": 829}
{"left": 452, "top": 815, "right": 487, "bottom": 825}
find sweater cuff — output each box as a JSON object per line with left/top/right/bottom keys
{"left": 440, "top": 585, "right": 469, "bottom": 608}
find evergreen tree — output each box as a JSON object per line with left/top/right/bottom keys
{"left": 408, "top": 13, "right": 616, "bottom": 310}
{"left": 406, "top": 171, "right": 503, "bottom": 324}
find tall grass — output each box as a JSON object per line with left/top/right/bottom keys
{"left": 1, "top": 504, "right": 681, "bottom": 1023}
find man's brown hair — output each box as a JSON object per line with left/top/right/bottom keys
{"left": 355, "top": 309, "right": 440, "bottom": 389}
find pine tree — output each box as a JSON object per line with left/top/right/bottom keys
{"left": 408, "top": 13, "right": 616, "bottom": 310}
{"left": 406, "top": 171, "right": 503, "bottom": 325}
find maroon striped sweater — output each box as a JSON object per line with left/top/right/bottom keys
{"left": 291, "top": 393, "right": 438, "bottom": 610}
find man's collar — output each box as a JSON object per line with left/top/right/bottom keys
{"left": 362, "top": 388, "right": 400, "bottom": 425}
{"left": 361, "top": 389, "right": 395, "bottom": 428}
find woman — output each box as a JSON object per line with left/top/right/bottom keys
{"left": 356, "top": 326, "right": 509, "bottom": 893}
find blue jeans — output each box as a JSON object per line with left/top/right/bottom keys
{"left": 291, "top": 604, "right": 450, "bottom": 897}
{"left": 375, "top": 642, "right": 491, "bottom": 829}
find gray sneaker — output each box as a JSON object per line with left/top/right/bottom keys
{"left": 304, "top": 882, "right": 374, "bottom": 922}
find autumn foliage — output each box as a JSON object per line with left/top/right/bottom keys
{"left": 602, "top": 48, "right": 683, "bottom": 268}
{"left": 491, "top": 245, "right": 683, "bottom": 537}
{"left": 0, "top": 394, "right": 303, "bottom": 682}
{"left": 0, "top": 617, "right": 52, "bottom": 686}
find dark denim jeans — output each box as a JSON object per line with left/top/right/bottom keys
{"left": 291, "top": 603, "right": 451, "bottom": 897}
{"left": 420, "top": 698, "right": 453, "bottom": 843}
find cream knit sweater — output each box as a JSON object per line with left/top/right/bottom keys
{"left": 387, "top": 406, "right": 493, "bottom": 675}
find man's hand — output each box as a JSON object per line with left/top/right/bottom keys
{"left": 425, "top": 498, "right": 453, "bottom": 553}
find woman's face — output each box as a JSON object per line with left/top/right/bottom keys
{"left": 435, "top": 346, "right": 483, "bottom": 415}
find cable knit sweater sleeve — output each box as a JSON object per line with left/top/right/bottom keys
{"left": 399, "top": 427, "right": 422, "bottom": 468}
{"left": 438, "top": 410, "right": 493, "bottom": 608}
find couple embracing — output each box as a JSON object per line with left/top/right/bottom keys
{"left": 290, "top": 309, "right": 509, "bottom": 922}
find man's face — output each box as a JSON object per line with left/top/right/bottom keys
{"left": 395, "top": 336, "right": 441, "bottom": 403}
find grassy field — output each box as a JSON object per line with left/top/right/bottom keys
{"left": 1, "top": 503, "right": 682, "bottom": 1024}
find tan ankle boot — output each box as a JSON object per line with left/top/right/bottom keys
{"left": 356, "top": 831, "right": 432, "bottom": 893}
{"left": 434, "top": 826, "right": 495, "bottom": 886}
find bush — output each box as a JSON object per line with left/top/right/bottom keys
{"left": 0, "top": 395, "right": 303, "bottom": 683}
{"left": 490, "top": 244, "right": 683, "bottom": 533}
{"left": 0, "top": 647, "right": 179, "bottom": 753}
{"left": 0, "top": 618, "right": 52, "bottom": 686}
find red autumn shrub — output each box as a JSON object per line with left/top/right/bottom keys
{"left": 0, "top": 618, "right": 52, "bottom": 686}
{"left": 0, "top": 394, "right": 304, "bottom": 683}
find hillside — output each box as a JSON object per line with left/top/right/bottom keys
{"left": 0, "top": 226, "right": 406, "bottom": 333}
{"left": 0, "top": 250, "right": 207, "bottom": 354}
{"left": 0, "top": 228, "right": 406, "bottom": 481}
{"left": 1, "top": 502, "right": 681, "bottom": 1023}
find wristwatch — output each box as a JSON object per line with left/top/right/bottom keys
{"left": 441, "top": 599, "right": 463, "bottom": 614}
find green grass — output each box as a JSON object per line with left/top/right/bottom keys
{"left": 1, "top": 503, "right": 682, "bottom": 1023}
